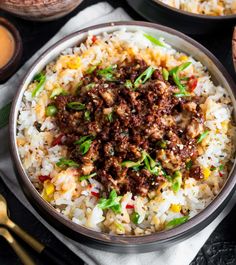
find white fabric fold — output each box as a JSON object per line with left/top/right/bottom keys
{"left": 0, "top": 2, "right": 235, "bottom": 265}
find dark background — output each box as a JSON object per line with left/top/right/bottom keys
{"left": 0, "top": 0, "right": 236, "bottom": 264}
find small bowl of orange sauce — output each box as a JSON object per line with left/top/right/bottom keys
{"left": 0, "top": 17, "right": 22, "bottom": 82}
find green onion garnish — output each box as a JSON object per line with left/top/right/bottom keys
{"left": 107, "top": 112, "right": 113, "bottom": 122}
{"left": 134, "top": 66, "right": 155, "bottom": 88}
{"left": 32, "top": 72, "right": 46, "bottom": 98}
{"left": 162, "top": 68, "right": 169, "bottom": 81}
{"left": 79, "top": 172, "right": 97, "bottom": 181}
{"left": 46, "top": 105, "right": 57, "bottom": 117}
{"left": 166, "top": 216, "right": 189, "bottom": 229}
{"left": 50, "top": 87, "right": 67, "bottom": 99}
{"left": 56, "top": 158, "right": 79, "bottom": 168}
{"left": 67, "top": 102, "right": 85, "bottom": 110}
{"left": 98, "top": 189, "right": 122, "bottom": 214}
{"left": 143, "top": 33, "right": 166, "bottom": 47}
{"left": 131, "top": 212, "right": 140, "bottom": 224}
{"left": 124, "top": 80, "right": 133, "bottom": 89}
{"left": 97, "top": 65, "right": 117, "bottom": 81}
{"left": 172, "top": 170, "right": 182, "bottom": 193}
{"left": 74, "top": 135, "right": 94, "bottom": 155}
{"left": 197, "top": 130, "right": 209, "bottom": 144}
{"left": 84, "top": 110, "right": 91, "bottom": 121}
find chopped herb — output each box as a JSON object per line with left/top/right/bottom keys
{"left": 219, "top": 165, "right": 224, "bottom": 171}
{"left": 50, "top": 87, "right": 67, "bottom": 99}
{"left": 74, "top": 135, "right": 94, "bottom": 155}
{"left": 162, "top": 68, "right": 169, "bottom": 81}
{"left": 124, "top": 79, "right": 133, "bottom": 89}
{"left": 56, "top": 158, "right": 79, "bottom": 168}
{"left": 169, "top": 62, "right": 192, "bottom": 97}
{"left": 86, "top": 65, "right": 97, "bottom": 74}
{"left": 131, "top": 212, "right": 140, "bottom": 224}
{"left": 197, "top": 130, "right": 209, "bottom": 144}
{"left": 186, "top": 160, "right": 193, "bottom": 170}
{"left": 67, "top": 102, "right": 86, "bottom": 110}
{"left": 98, "top": 189, "right": 122, "bottom": 213}
{"left": 79, "top": 172, "right": 97, "bottom": 181}
{"left": 107, "top": 112, "right": 113, "bottom": 122}
{"left": 85, "top": 83, "right": 96, "bottom": 90}
{"left": 84, "top": 110, "right": 91, "bottom": 121}
{"left": 172, "top": 170, "right": 182, "bottom": 192}
{"left": 210, "top": 166, "right": 217, "bottom": 171}
{"left": 143, "top": 33, "right": 166, "bottom": 47}
{"left": 32, "top": 72, "right": 46, "bottom": 97}
{"left": 121, "top": 151, "right": 146, "bottom": 168}
{"left": 134, "top": 66, "right": 155, "bottom": 88}
{"left": 166, "top": 216, "right": 189, "bottom": 229}
{"left": 97, "top": 65, "right": 117, "bottom": 81}
{"left": 46, "top": 105, "right": 57, "bottom": 116}
{"left": 143, "top": 152, "right": 159, "bottom": 175}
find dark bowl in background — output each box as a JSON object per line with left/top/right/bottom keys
{"left": 0, "top": 17, "right": 22, "bottom": 82}
{"left": 127, "top": 0, "right": 236, "bottom": 35}
{"left": 9, "top": 21, "right": 236, "bottom": 253}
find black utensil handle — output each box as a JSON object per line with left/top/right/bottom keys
{"left": 41, "top": 246, "right": 75, "bottom": 265}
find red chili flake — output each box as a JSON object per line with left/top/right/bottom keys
{"left": 126, "top": 204, "right": 134, "bottom": 209}
{"left": 52, "top": 134, "right": 64, "bottom": 146}
{"left": 91, "top": 191, "right": 100, "bottom": 198}
{"left": 38, "top": 175, "right": 50, "bottom": 183}
{"left": 91, "top": 35, "right": 97, "bottom": 43}
{"left": 188, "top": 76, "right": 198, "bottom": 92}
{"left": 88, "top": 184, "right": 92, "bottom": 189}
{"left": 219, "top": 172, "right": 223, "bottom": 177}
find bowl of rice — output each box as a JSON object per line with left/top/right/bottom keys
{"left": 10, "top": 21, "right": 236, "bottom": 252}
{"left": 127, "top": 0, "right": 236, "bottom": 34}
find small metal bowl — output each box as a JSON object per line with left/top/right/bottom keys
{"left": 9, "top": 21, "right": 236, "bottom": 253}
{"left": 0, "top": 17, "right": 22, "bottom": 82}
{"left": 127, "top": 0, "right": 236, "bottom": 35}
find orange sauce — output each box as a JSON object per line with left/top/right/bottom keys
{"left": 0, "top": 25, "right": 15, "bottom": 68}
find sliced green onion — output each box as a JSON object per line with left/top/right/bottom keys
{"left": 97, "top": 65, "right": 117, "bottom": 81}
{"left": 46, "top": 105, "right": 57, "bottom": 116}
{"left": 143, "top": 33, "right": 166, "bottom": 47}
{"left": 134, "top": 66, "right": 155, "bottom": 88}
{"left": 84, "top": 110, "right": 91, "bottom": 121}
{"left": 50, "top": 87, "right": 67, "bottom": 99}
{"left": 79, "top": 172, "right": 97, "bottom": 181}
{"left": 219, "top": 165, "right": 224, "bottom": 171}
{"left": 169, "top": 62, "right": 192, "bottom": 97}
{"left": 56, "top": 158, "right": 79, "bottom": 168}
{"left": 107, "top": 112, "right": 113, "bottom": 122}
{"left": 86, "top": 65, "right": 97, "bottom": 74}
{"left": 131, "top": 212, "right": 140, "bottom": 224}
{"left": 172, "top": 170, "right": 182, "bottom": 193}
{"left": 67, "top": 102, "right": 85, "bottom": 110}
{"left": 114, "top": 222, "right": 125, "bottom": 232}
{"left": 197, "top": 130, "right": 209, "bottom": 144}
{"left": 169, "top": 62, "right": 192, "bottom": 76}
{"left": 166, "top": 216, "right": 189, "bottom": 229}
{"left": 98, "top": 189, "right": 122, "bottom": 214}
{"left": 74, "top": 135, "right": 94, "bottom": 155}
{"left": 121, "top": 151, "right": 146, "bottom": 168}
{"left": 162, "top": 68, "right": 169, "bottom": 81}
{"left": 32, "top": 72, "right": 46, "bottom": 98}
{"left": 124, "top": 80, "right": 133, "bottom": 89}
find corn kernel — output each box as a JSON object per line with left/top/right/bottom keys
{"left": 203, "top": 167, "right": 211, "bottom": 180}
{"left": 68, "top": 57, "right": 81, "bottom": 69}
{"left": 221, "top": 121, "right": 228, "bottom": 133}
{"left": 44, "top": 180, "right": 55, "bottom": 196}
{"left": 179, "top": 55, "right": 188, "bottom": 62}
{"left": 170, "top": 204, "right": 181, "bottom": 212}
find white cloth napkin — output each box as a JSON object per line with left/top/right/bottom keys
{"left": 0, "top": 2, "right": 235, "bottom": 265}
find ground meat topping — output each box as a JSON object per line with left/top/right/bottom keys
{"left": 52, "top": 59, "right": 205, "bottom": 196}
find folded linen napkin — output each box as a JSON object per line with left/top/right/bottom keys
{"left": 0, "top": 2, "right": 235, "bottom": 265}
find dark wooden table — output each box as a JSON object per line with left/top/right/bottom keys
{"left": 0, "top": 0, "right": 235, "bottom": 264}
